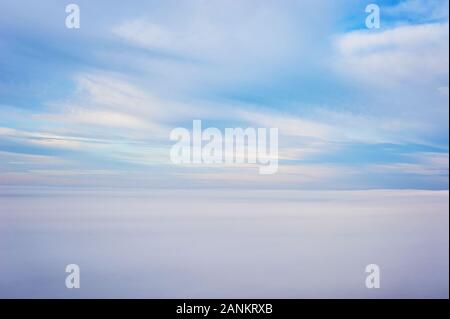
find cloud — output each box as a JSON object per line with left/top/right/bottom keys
{"left": 238, "top": 110, "right": 335, "bottom": 140}
{"left": 334, "top": 22, "right": 449, "bottom": 87}
{"left": 109, "top": 0, "right": 338, "bottom": 96}
{"left": 0, "top": 127, "right": 94, "bottom": 150}
{"left": 41, "top": 109, "right": 154, "bottom": 130}
{"left": 26, "top": 72, "right": 209, "bottom": 148}
{"left": 0, "top": 150, "right": 66, "bottom": 165}
{"left": 71, "top": 73, "right": 185, "bottom": 121}
{"left": 173, "top": 163, "right": 357, "bottom": 186}
{"left": 112, "top": 2, "right": 301, "bottom": 65}
{"left": 369, "top": 152, "right": 449, "bottom": 176}
{"left": 385, "top": 0, "right": 449, "bottom": 22}
{"left": 237, "top": 107, "right": 436, "bottom": 146}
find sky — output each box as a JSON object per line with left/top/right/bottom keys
{"left": 0, "top": 0, "right": 449, "bottom": 190}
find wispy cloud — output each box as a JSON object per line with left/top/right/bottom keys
{"left": 334, "top": 22, "right": 449, "bottom": 87}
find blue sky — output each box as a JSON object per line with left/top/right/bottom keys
{"left": 0, "top": 0, "right": 448, "bottom": 189}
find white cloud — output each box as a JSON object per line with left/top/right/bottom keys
{"left": 238, "top": 110, "right": 335, "bottom": 140}
{"left": 334, "top": 22, "right": 449, "bottom": 87}
{"left": 370, "top": 152, "right": 449, "bottom": 176}
{"left": 109, "top": 0, "right": 338, "bottom": 95}
{"left": 174, "top": 163, "right": 356, "bottom": 185}
{"left": 63, "top": 73, "right": 196, "bottom": 123}
{"left": 0, "top": 151, "right": 65, "bottom": 165}
{"left": 42, "top": 109, "right": 153, "bottom": 130}
{"left": 0, "top": 126, "right": 106, "bottom": 150}
{"left": 35, "top": 72, "right": 203, "bottom": 142}
{"left": 237, "top": 107, "right": 433, "bottom": 145}
{"left": 112, "top": 2, "right": 300, "bottom": 65}
{"left": 385, "top": 0, "right": 449, "bottom": 22}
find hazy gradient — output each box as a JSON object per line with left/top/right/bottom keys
{"left": 0, "top": 188, "right": 448, "bottom": 298}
